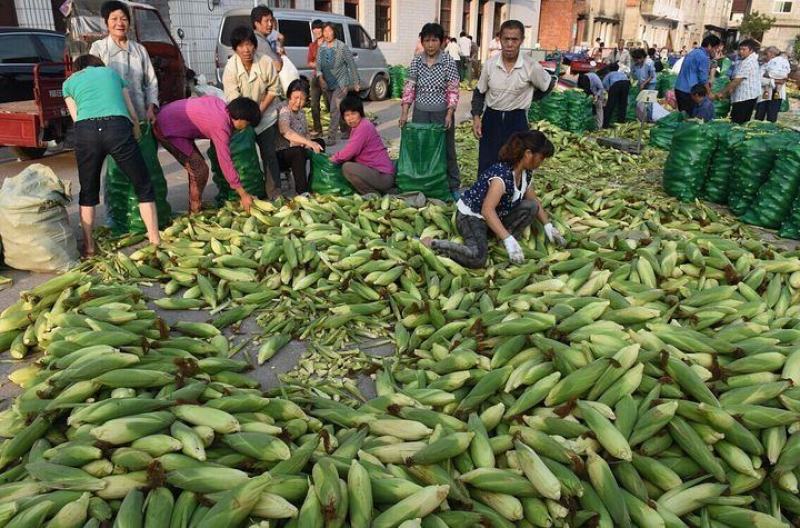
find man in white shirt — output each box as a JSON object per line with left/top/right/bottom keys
{"left": 471, "top": 20, "right": 555, "bottom": 175}
{"left": 459, "top": 31, "right": 473, "bottom": 81}
{"left": 755, "top": 46, "right": 791, "bottom": 122}
{"left": 713, "top": 39, "right": 761, "bottom": 124}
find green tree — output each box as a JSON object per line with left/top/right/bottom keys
{"left": 739, "top": 11, "right": 776, "bottom": 41}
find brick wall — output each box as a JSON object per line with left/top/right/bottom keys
{"left": 538, "top": 0, "right": 575, "bottom": 49}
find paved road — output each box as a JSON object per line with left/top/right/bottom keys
{"left": 0, "top": 95, "right": 474, "bottom": 404}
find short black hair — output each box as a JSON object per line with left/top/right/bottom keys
{"left": 311, "top": 19, "right": 324, "bottom": 29}
{"left": 500, "top": 20, "right": 525, "bottom": 38}
{"left": 608, "top": 62, "right": 620, "bottom": 72}
{"left": 73, "top": 54, "right": 104, "bottom": 71}
{"left": 647, "top": 47, "right": 656, "bottom": 56}
{"left": 701, "top": 35, "right": 722, "bottom": 48}
{"left": 286, "top": 78, "right": 309, "bottom": 98}
{"left": 100, "top": 0, "right": 129, "bottom": 23}
{"left": 250, "top": 5, "right": 273, "bottom": 27}
{"left": 460, "top": 31, "right": 467, "bottom": 37}
{"left": 227, "top": 97, "right": 261, "bottom": 127}
{"left": 339, "top": 93, "right": 364, "bottom": 118}
{"left": 322, "top": 21, "right": 337, "bottom": 34}
{"left": 419, "top": 23, "right": 445, "bottom": 42}
{"left": 231, "top": 27, "right": 258, "bottom": 51}
{"left": 691, "top": 83, "right": 708, "bottom": 97}
{"left": 739, "top": 38, "right": 760, "bottom": 52}
{"left": 631, "top": 48, "right": 646, "bottom": 60}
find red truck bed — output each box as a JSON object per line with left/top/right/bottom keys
{"left": 0, "top": 63, "right": 68, "bottom": 149}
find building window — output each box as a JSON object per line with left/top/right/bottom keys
{"left": 345, "top": 0, "right": 358, "bottom": 19}
{"left": 440, "top": 0, "right": 452, "bottom": 34}
{"left": 315, "top": 1, "right": 332, "bottom": 11}
{"left": 774, "top": 0, "right": 792, "bottom": 12}
{"left": 375, "top": 0, "right": 391, "bottom": 41}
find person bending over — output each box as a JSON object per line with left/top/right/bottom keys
{"left": 63, "top": 54, "right": 160, "bottom": 256}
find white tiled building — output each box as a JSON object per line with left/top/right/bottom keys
{"left": 9, "top": 0, "right": 542, "bottom": 82}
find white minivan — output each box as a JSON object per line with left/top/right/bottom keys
{"left": 216, "top": 8, "right": 390, "bottom": 101}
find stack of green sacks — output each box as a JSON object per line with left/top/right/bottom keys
{"left": 208, "top": 126, "right": 266, "bottom": 207}
{"left": 701, "top": 123, "right": 743, "bottom": 205}
{"left": 649, "top": 112, "right": 684, "bottom": 150}
{"left": 539, "top": 91, "right": 566, "bottom": 130}
{"left": 740, "top": 144, "right": 800, "bottom": 229}
{"left": 528, "top": 98, "right": 542, "bottom": 122}
{"left": 727, "top": 136, "right": 780, "bottom": 216}
{"left": 563, "top": 90, "right": 596, "bottom": 132}
{"left": 105, "top": 122, "right": 172, "bottom": 235}
{"left": 662, "top": 121, "right": 716, "bottom": 202}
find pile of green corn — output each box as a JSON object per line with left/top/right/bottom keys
{"left": 3, "top": 146, "right": 800, "bottom": 526}
{"left": 455, "top": 121, "right": 664, "bottom": 188}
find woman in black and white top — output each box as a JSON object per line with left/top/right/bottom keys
{"left": 399, "top": 23, "right": 461, "bottom": 197}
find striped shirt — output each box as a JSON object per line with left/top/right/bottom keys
{"left": 732, "top": 53, "right": 761, "bottom": 103}
{"left": 318, "top": 39, "right": 358, "bottom": 90}
{"left": 401, "top": 51, "right": 460, "bottom": 112}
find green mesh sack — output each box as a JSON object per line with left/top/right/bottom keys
{"left": 563, "top": 90, "right": 596, "bottom": 132}
{"left": 656, "top": 72, "right": 677, "bottom": 98}
{"left": 396, "top": 122, "right": 449, "bottom": 201}
{"left": 105, "top": 122, "right": 172, "bottom": 235}
{"left": 626, "top": 83, "right": 640, "bottom": 122}
{"left": 540, "top": 91, "right": 566, "bottom": 129}
{"left": 208, "top": 126, "right": 266, "bottom": 207}
{"left": 727, "top": 136, "right": 777, "bottom": 216}
{"left": 779, "top": 192, "right": 800, "bottom": 239}
{"left": 662, "top": 121, "right": 716, "bottom": 202}
{"left": 740, "top": 144, "right": 800, "bottom": 229}
{"left": 649, "top": 112, "right": 684, "bottom": 150}
{"left": 309, "top": 152, "right": 354, "bottom": 196}
{"left": 781, "top": 97, "right": 790, "bottom": 112}
{"left": 701, "top": 124, "right": 742, "bottom": 204}
{"left": 712, "top": 76, "right": 730, "bottom": 118}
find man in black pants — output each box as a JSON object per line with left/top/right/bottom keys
{"left": 602, "top": 63, "right": 630, "bottom": 128}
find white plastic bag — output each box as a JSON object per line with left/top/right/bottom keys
{"left": 0, "top": 164, "right": 79, "bottom": 272}
{"left": 279, "top": 55, "right": 300, "bottom": 94}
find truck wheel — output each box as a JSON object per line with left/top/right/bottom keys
{"left": 11, "top": 146, "right": 47, "bottom": 160}
{"left": 369, "top": 75, "right": 389, "bottom": 101}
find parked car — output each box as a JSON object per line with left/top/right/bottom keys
{"left": 0, "top": 27, "right": 69, "bottom": 159}
{"left": 216, "top": 8, "right": 390, "bottom": 101}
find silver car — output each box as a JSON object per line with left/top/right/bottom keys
{"left": 216, "top": 8, "right": 390, "bottom": 101}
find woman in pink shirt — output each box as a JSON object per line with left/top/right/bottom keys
{"left": 154, "top": 96, "right": 261, "bottom": 213}
{"left": 330, "top": 95, "right": 395, "bottom": 194}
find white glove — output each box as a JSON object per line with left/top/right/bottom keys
{"left": 503, "top": 235, "right": 525, "bottom": 264}
{"left": 544, "top": 223, "right": 566, "bottom": 246}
